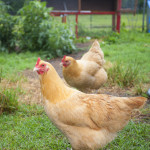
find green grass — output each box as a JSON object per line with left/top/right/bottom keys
{"left": 101, "top": 30, "right": 150, "bottom": 87}
{"left": 0, "top": 104, "right": 149, "bottom": 150}
{"left": 0, "top": 88, "right": 19, "bottom": 114}
{"left": 0, "top": 105, "right": 70, "bottom": 150}
{"left": 0, "top": 17, "right": 150, "bottom": 150}
{"left": 107, "top": 62, "right": 140, "bottom": 87}
{"left": 103, "top": 121, "right": 150, "bottom": 150}
{"left": 0, "top": 51, "right": 39, "bottom": 78}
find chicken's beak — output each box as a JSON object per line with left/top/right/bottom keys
{"left": 33, "top": 67, "right": 39, "bottom": 72}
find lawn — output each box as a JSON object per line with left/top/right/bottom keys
{"left": 0, "top": 30, "right": 150, "bottom": 149}
{"left": 0, "top": 105, "right": 149, "bottom": 150}
{"left": 102, "top": 30, "right": 150, "bottom": 88}
{"left": 0, "top": 52, "right": 39, "bottom": 77}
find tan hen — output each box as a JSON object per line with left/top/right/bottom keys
{"left": 34, "top": 58, "right": 147, "bottom": 150}
{"left": 62, "top": 40, "right": 107, "bottom": 91}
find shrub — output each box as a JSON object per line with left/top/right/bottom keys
{"left": 14, "top": 0, "right": 76, "bottom": 58}
{"left": 0, "top": 1, "right": 16, "bottom": 52}
{"left": 0, "top": 88, "right": 18, "bottom": 114}
{"left": 104, "top": 32, "right": 120, "bottom": 44}
{"left": 2, "top": 0, "right": 26, "bottom": 15}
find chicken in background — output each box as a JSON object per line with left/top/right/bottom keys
{"left": 34, "top": 58, "right": 147, "bottom": 150}
{"left": 61, "top": 40, "right": 108, "bottom": 92}
{"left": 81, "top": 40, "right": 105, "bottom": 66}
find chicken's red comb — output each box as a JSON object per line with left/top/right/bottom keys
{"left": 35, "top": 57, "right": 41, "bottom": 67}
{"left": 61, "top": 55, "right": 66, "bottom": 62}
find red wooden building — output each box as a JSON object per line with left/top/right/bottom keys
{"left": 43, "top": 0, "right": 122, "bottom": 37}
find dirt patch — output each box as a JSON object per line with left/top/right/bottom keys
{"left": 19, "top": 78, "right": 42, "bottom": 105}
{"left": 97, "top": 85, "right": 132, "bottom": 97}
{"left": 1, "top": 77, "right": 41, "bottom": 105}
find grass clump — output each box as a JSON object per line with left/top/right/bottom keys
{"left": 107, "top": 61, "right": 140, "bottom": 88}
{"left": 103, "top": 121, "right": 150, "bottom": 150}
{"left": 0, "top": 88, "right": 18, "bottom": 114}
{"left": 101, "top": 30, "right": 150, "bottom": 90}
{"left": 0, "top": 68, "right": 2, "bottom": 83}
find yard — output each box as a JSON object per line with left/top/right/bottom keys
{"left": 0, "top": 0, "right": 150, "bottom": 149}
{"left": 0, "top": 30, "right": 150, "bottom": 150}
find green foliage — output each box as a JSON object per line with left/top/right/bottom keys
{"left": 13, "top": 0, "right": 75, "bottom": 58}
{"left": 0, "top": 0, "right": 76, "bottom": 57}
{"left": 0, "top": 88, "right": 18, "bottom": 114}
{"left": 104, "top": 32, "right": 120, "bottom": 44}
{"left": 0, "top": 0, "right": 11, "bottom": 13}
{"left": 1, "top": 0, "right": 27, "bottom": 15}
{"left": 0, "top": 1, "right": 16, "bottom": 52}
{"left": 134, "top": 84, "right": 148, "bottom": 97}
{"left": 74, "top": 37, "right": 89, "bottom": 44}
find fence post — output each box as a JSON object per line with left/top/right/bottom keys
{"left": 142, "top": 0, "right": 146, "bottom": 31}
{"left": 147, "top": 0, "right": 150, "bottom": 33}
{"left": 116, "top": 0, "right": 122, "bottom": 33}
{"left": 75, "top": 14, "right": 78, "bottom": 38}
{"left": 112, "top": 14, "right": 116, "bottom": 31}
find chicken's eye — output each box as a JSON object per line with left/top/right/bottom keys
{"left": 41, "top": 64, "right": 45, "bottom": 67}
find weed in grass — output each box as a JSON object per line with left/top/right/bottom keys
{"left": 0, "top": 88, "right": 18, "bottom": 114}
{"left": 104, "top": 32, "right": 120, "bottom": 44}
{"left": 0, "top": 68, "right": 2, "bottom": 83}
{"left": 104, "top": 51, "right": 110, "bottom": 57}
{"left": 6, "top": 74, "right": 27, "bottom": 83}
{"left": 141, "top": 105, "right": 150, "bottom": 116}
{"left": 107, "top": 61, "right": 141, "bottom": 88}
{"left": 74, "top": 37, "right": 89, "bottom": 44}
{"left": 133, "top": 84, "right": 148, "bottom": 97}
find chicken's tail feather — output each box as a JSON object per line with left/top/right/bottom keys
{"left": 89, "top": 40, "right": 100, "bottom": 52}
{"left": 125, "top": 97, "right": 147, "bottom": 109}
